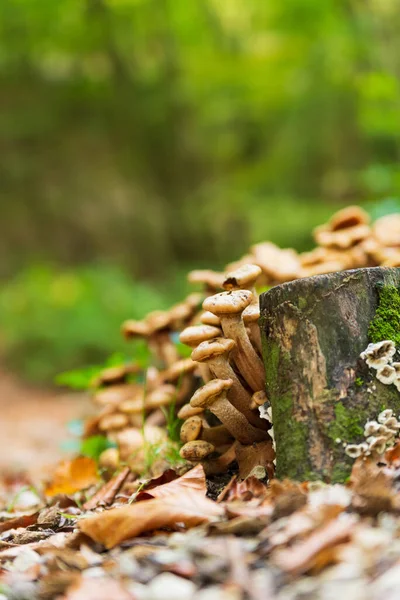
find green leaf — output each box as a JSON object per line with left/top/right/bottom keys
{"left": 80, "top": 435, "right": 117, "bottom": 461}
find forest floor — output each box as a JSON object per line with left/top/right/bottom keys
{"left": 0, "top": 370, "right": 93, "bottom": 481}
{"left": 2, "top": 371, "right": 400, "bottom": 599}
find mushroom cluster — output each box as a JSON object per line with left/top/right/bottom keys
{"left": 360, "top": 340, "right": 400, "bottom": 390}
{"left": 80, "top": 206, "right": 400, "bottom": 480}
{"left": 344, "top": 409, "right": 400, "bottom": 458}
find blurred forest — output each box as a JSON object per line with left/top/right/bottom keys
{"left": 1, "top": 0, "right": 400, "bottom": 380}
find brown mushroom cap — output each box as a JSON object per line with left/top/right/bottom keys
{"left": 200, "top": 311, "right": 221, "bottom": 327}
{"left": 190, "top": 378, "right": 233, "bottom": 408}
{"left": 191, "top": 337, "right": 236, "bottom": 363}
{"left": 145, "top": 310, "right": 172, "bottom": 333}
{"left": 251, "top": 390, "right": 268, "bottom": 407}
{"left": 179, "top": 325, "right": 222, "bottom": 347}
{"left": 242, "top": 304, "right": 260, "bottom": 324}
{"left": 122, "top": 320, "right": 150, "bottom": 339}
{"left": 180, "top": 416, "right": 203, "bottom": 443}
{"left": 179, "top": 440, "right": 215, "bottom": 461}
{"left": 202, "top": 290, "right": 253, "bottom": 316}
{"left": 177, "top": 403, "right": 204, "bottom": 420}
{"left": 187, "top": 270, "right": 225, "bottom": 290}
{"left": 223, "top": 264, "right": 262, "bottom": 291}
{"left": 146, "top": 384, "right": 177, "bottom": 409}
{"left": 161, "top": 358, "right": 197, "bottom": 383}
{"left": 373, "top": 214, "right": 400, "bottom": 247}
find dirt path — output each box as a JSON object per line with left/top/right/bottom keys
{"left": 0, "top": 370, "right": 94, "bottom": 481}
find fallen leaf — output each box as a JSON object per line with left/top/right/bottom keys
{"left": 136, "top": 464, "right": 206, "bottom": 500}
{"left": 272, "top": 515, "right": 356, "bottom": 574}
{"left": 79, "top": 489, "right": 224, "bottom": 548}
{"left": 217, "top": 476, "right": 267, "bottom": 503}
{"left": 83, "top": 467, "right": 131, "bottom": 510}
{"left": 44, "top": 457, "right": 99, "bottom": 497}
{"left": 0, "top": 512, "right": 38, "bottom": 534}
{"left": 351, "top": 459, "right": 396, "bottom": 515}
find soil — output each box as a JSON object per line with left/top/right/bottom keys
{"left": 0, "top": 368, "right": 94, "bottom": 482}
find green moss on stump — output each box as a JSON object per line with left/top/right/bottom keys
{"left": 368, "top": 285, "right": 400, "bottom": 345}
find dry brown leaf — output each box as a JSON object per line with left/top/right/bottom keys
{"left": 272, "top": 516, "right": 356, "bottom": 574}
{"left": 217, "top": 475, "right": 267, "bottom": 503}
{"left": 44, "top": 457, "right": 99, "bottom": 497}
{"left": 83, "top": 467, "right": 131, "bottom": 510}
{"left": 136, "top": 464, "right": 206, "bottom": 500}
{"left": 0, "top": 512, "right": 38, "bottom": 534}
{"left": 79, "top": 489, "right": 224, "bottom": 548}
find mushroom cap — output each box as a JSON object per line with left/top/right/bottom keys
{"left": 177, "top": 403, "right": 204, "bottom": 420}
{"left": 179, "top": 324, "right": 222, "bottom": 347}
{"left": 200, "top": 311, "right": 221, "bottom": 327}
{"left": 190, "top": 378, "right": 233, "bottom": 408}
{"left": 191, "top": 337, "right": 236, "bottom": 363}
{"left": 179, "top": 440, "right": 215, "bottom": 461}
{"left": 251, "top": 390, "right": 268, "bottom": 407}
{"left": 121, "top": 319, "right": 150, "bottom": 339}
{"left": 161, "top": 358, "right": 197, "bottom": 382}
{"left": 146, "top": 384, "right": 176, "bottom": 409}
{"left": 242, "top": 304, "right": 260, "bottom": 324}
{"left": 94, "top": 384, "right": 140, "bottom": 407}
{"left": 98, "top": 412, "right": 129, "bottom": 431}
{"left": 180, "top": 416, "right": 203, "bottom": 443}
{"left": 250, "top": 242, "right": 300, "bottom": 282}
{"left": 223, "top": 264, "right": 262, "bottom": 291}
{"left": 187, "top": 269, "right": 225, "bottom": 290}
{"left": 202, "top": 290, "right": 253, "bottom": 316}
{"left": 330, "top": 206, "right": 370, "bottom": 230}
{"left": 184, "top": 292, "right": 205, "bottom": 309}
{"left": 145, "top": 310, "right": 172, "bottom": 333}
{"left": 373, "top": 214, "right": 400, "bottom": 247}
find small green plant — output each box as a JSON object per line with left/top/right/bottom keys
{"left": 80, "top": 435, "right": 117, "bottom": 461}
{"left": 355, "top": 377, "right": 364, "bottom": 387}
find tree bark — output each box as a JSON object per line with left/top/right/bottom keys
{"left": 260, "top": 267, "right": 400, "bottom": 483}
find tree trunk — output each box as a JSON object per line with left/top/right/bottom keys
{"left": 260, "top": 267, "right": 400, "bottom": 483}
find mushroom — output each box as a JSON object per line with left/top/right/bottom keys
{"left": 187, "top": 270, "right": 225, "bottom": 293}
{"left": 376, "top": 365, "right": 396, "bottom": 385}
{"left": 364, "top": 420, "right": 381, "bottom": 437}
{"left": 223, "top": 264, "right": 262, "bottom": 306}
{"left": 200, "top": 311, "right": 221, "bottom": 327}
{"left": 122, "top": 312, "right": 178, "bottom": 367}
{"left": 177, "top": 403, "right": 204, "bottom": 420}
{"left": 191, "top": 337, "right": 265, "bottom": 428}
{"left": 378, "top": 409, "right": 394, "bottom": 424}
{"left": 201, "top": 424, "right": 234, "bottom": 446}
{"left": 235, "top": 440, "right": 275, "bottom": 480}
{"left": 250, "top": 242, "right": 300, "bottom": 283}
{"left": 202, "top": 291, "right": 265, "bottom": 391}
{"left": 313, "top": 206, "right": 371, "bottom": 249}
{"left": 179, "top": 325, "right": 222, "bottom": 382}
{"left": 373, "top": 214, "right": 400, "bottom": 248}
{"left": 92, "top": 363, "right": 140, "bottom": 388}
{"left": 242, "top": 303, "right": 262, "bottom": 355}
{"left": 145, "top": 384, "right": 177, "bottom": 410}
{"left": 180, "top": 416, "right": 203, "bottom": 443}
{"left": 201, "top": 442, "right": 238, "bottom": 475}
{"left": 94, "top": 384, "right": 140, "bottom": 407}
{"left": 179, "top": 440, "right": 216, "bottom": 462}
{"left": 190, "top": 379, "right": 268, "bottom": 445}
{"left": 345, "top": 443, "right": 368, "bottom": 458}
{"left": 360, "top": 340, "right": 396, "bottom": 369}
{"left": 99, "top": 447, "right": 120, "bottom": 476}
{"left": 98, "top": 412, "right": 129, "bottom": 432}
{"left": 250, "top": 390, "right": 268, "bottom": 411}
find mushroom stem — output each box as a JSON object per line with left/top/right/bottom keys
{"left": 222, "top": 315, "right": 265, "bottom": 391}
{"left": 203, "top": 291, "right": 265, "bottom": 392}
{"left": 191, "top": 338, "right": 266, "bottom": 429}
{"left": 190, "top": 379, "right": 268, "bottom": 445}
{"left": 202, "top": 442, "right": 238, "bottom": 476}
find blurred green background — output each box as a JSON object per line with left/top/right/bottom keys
{"left": 1, "top": 0, "right": 400, "bottom": 382}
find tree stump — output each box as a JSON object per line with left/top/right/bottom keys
{"left": 260, "top": 267, "right": 400, "bottom": 483}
